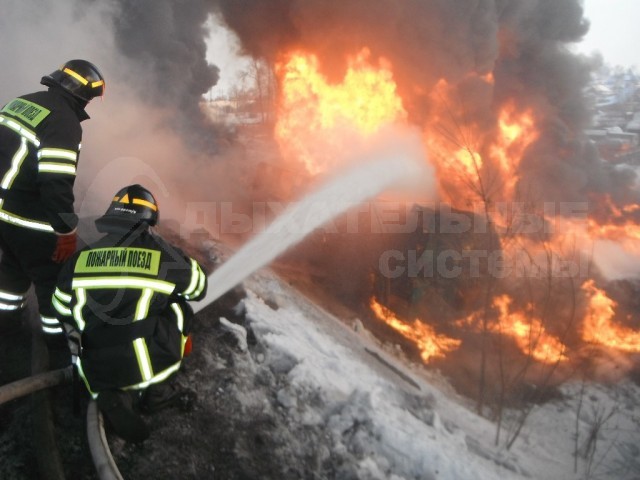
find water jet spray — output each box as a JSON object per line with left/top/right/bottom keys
{"left": 192, "top": 134, "right": 427, "bottom": 314}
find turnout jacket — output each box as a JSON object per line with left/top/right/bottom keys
{"left": 52, "top": 228, "right": 208, "bottom": 395}
{"left": 0, "top": 87, "right": 88, "bottom": 234}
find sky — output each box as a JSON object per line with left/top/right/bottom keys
{"left": 577, "top": 0, "right": 640, "bottom": 68}
{"left": 205, "top": 15, "right": 253, "bottom": 98}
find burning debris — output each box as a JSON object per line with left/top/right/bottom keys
{"left": 207, "top": 0, "right": 640, "bottom": 401}
{"left": 53, "top": 0, "right": 638, "bottom": 406}
{"left": 582, "top": 279, "right": 640, "bottom": 353}
{"left": 369, "top": 297, "right": 462, "bottom": 362}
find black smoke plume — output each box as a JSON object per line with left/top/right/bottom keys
{"left": 108, "top": 0, "right": 221, "bottom": 152}
{"left": 211, "top": 0, "right": 639, "bottom": 213}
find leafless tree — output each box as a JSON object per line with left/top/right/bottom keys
{"left": 431, "top": 90, "right": 585, "bottom": 450}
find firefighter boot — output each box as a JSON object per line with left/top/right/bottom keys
{"left": 97, "top": 390, "right": 149, "bottom": 443}
{"left": 141, "top": 382, "right": 196, "bottom": 413}
{"left": 140, "top": 382, "right": 182, "bottom": 413}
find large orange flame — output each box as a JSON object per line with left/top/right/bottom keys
{"left": 423, "top": 79, "right": 538, "bottom": 205}
{"left": 490, "top": 103, "right": 538, "bottom": 199}
{"left": 270, "top": 46, "right": 640, "bottom": 371}
{"left": 423, "top": 78, "right": 482, "bottom": 201}
{"left": 586, "top": 194, "right": 640, "bottom": 255}
{"left": 274, "top": 49, "right": 407, "bottom": 175}
{"left": 492, "top": 295, "right": 568, "bottom": 364}
{"left": 582, "top": 280, "right": 640, "bottom": 352}
{"left": 369, "top": 298, "right": 461, "bottom": 362}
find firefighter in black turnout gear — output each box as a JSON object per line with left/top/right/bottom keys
{"left": 0, "top": 59, "right": 105, "bottom": 337}
{"left": 52, "top": 184, "right": 208, "bottom": 442}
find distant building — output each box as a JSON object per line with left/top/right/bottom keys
{"left": 584, "top": 67, "right": 640, "bottom": 164}
{"left": 585, "top": 128, "right": 640, "bottom": 164}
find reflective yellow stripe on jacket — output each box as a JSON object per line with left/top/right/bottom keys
{"left": 38, "top": 147, "right": 78, "bottom": 176}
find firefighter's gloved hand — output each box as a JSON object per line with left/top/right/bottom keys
{"left": 52, "top": 230, "right": 77, "bottom": 263}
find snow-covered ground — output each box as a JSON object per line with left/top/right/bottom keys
{"left": 234, "top": 268, "right": 640, "bottom": 480}
{"left": 2, "top": 235, "right": 639, "bottom": 479}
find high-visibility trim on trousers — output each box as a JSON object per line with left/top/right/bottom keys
{"left": 0, "top": 289, "right": 27, "bottom": 311}
{"left": 41, "top": 315, "right": 63, "bottom": 335}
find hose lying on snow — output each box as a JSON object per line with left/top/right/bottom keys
{"left": 0, "top": 366, "right": 73, "bottom": 405}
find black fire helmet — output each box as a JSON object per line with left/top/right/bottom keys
{"left": 41, "top": 59, "right": 105, "bottom": 102}
{"left": 95, "top": 184, "right": 159, "bottom": 234}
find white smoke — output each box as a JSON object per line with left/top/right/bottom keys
{"left": 0, "top": 0, "right": 244, "bottom": 242}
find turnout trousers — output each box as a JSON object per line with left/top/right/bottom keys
{"left": 0, "top": 220, "right": 63, "bottom": 334}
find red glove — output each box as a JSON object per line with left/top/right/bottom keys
{"left": 183, "top": 335, "right": 193, "bottom": 357}
{"left": 52, "top": 230, "right": 77, "bottom": 263}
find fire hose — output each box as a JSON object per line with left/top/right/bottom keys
{"left": 0, "top": 364, "right": 123, "bottom": 480}
{"left": 86, "top": 399, "right": 124, "bottom": 480}
{"left": 0, "top": 366, "right": 72, "bottom": 405}
{"left": 2, "top": 308, "right": 122, "bottom": 479}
